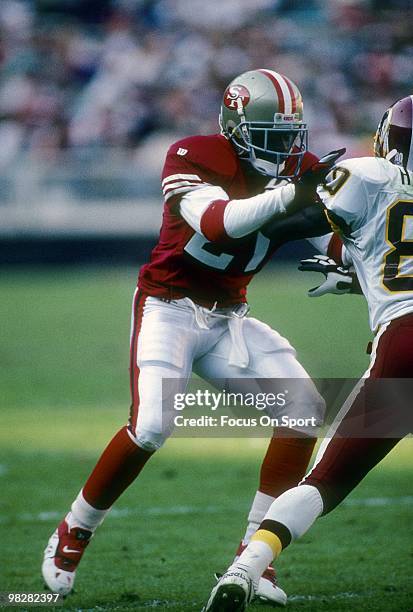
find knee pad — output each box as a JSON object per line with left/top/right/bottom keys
{"left": 278, "top": 383, "right": 326, "bottom": 435}
{"left": 131, "top": 428, "right": 167, "bottom": 453}
{"left": 289, "top": 381, "right": 326, "bottom": 425}
{"left": 309, "top": 388, "right": 327, "bottom": 422}
{"left": 130, "top": 363, "right": 184, "bottom": 447}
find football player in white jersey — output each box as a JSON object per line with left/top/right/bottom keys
{"left": 204, "top": 96, "right": 413, "bottom": 611}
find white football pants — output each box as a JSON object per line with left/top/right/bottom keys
{"left": 128, "top": 290, "right": 324, "bottom": 451}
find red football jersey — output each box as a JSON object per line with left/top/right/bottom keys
{"left": 138, "top": 133, "right": 318, "bottom": 307}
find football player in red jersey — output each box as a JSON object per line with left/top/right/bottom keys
{"left": 42, "top": 69, "right": 345, "bottom": 605}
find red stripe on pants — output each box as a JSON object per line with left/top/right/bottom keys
{"left": 128, "top": 290, "right": 147, "bottom": 435}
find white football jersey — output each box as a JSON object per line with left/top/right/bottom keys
{"left": 318, "top": 157, "right": 413, "bottom": 331}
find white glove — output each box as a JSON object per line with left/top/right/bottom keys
{"left": 298, "top": 254, "right": 354, "bottom": 297}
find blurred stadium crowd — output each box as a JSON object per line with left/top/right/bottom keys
{"left": 1, "top": 0, "right": 412, "bottom": 172}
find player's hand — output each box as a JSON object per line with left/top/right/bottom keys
{"left": 293, "top": 148, "right": 346, "bottom": 208}
{"left": 298, "top": 254, "right": 355, "bottom": 297}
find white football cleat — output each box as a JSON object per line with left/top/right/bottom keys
{"left": 203, "top": 565, "right": 255, "bottom": 612}
{"left": 256, "top": 565, "right": 287, "bottom": 606}
{"left": 214, "top": 569, "right": 287, "bottom": 608}
{"left": 42, "top": 518, "right": 92, "bottom": 596}
{"left": 231, "top": 542, "right": 287, "bottom": 606}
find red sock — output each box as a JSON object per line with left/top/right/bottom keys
{"left": 259, "top": 428, "right": 316, "bottom": 497}
{"left": 82, "top": 426, "right": 153, "bottom": 509}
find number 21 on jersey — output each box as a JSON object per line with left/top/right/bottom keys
{"left": 184, "top": 232, "right": 271, "bottom": 273}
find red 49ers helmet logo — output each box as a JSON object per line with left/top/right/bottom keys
{"left": 223, "top": 84, "right": 251, "bottom": 109}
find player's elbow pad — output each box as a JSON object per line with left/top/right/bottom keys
{"left": 200, "top": 184, "right": 295, "bottom": 242}
{"left": 200, "top": 199, "right": 230, "bottom": 242}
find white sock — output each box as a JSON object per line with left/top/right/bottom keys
{"left": 264, "top": 484, "right": 323, "bottom": 540}
{"left": 232, "top": 486, "right": 323, "bottom": 583}
{"left": 242, "top": 491, "right": 275, "bottom": 546}
{"left": 68, "top": 490, "right": 109, "bottom": 532}
{"left": 234, "top": 540, "right": 274, "bottom": 585}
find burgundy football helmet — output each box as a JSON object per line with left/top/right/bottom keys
{"left": 374, "top": 95, "right": 413, "bottom": 171}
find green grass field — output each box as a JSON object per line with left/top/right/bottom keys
{"left": 0, "top": 266, "right": 412, "bottom": 611}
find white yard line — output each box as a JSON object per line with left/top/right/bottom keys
{"left": 289, "top": 591, "right": 364, "bottom": 602}
{"left": 0, "top": 496, "right": 411, "bottom": 525}
{"left": 0, "top": 504, "right": 221, "bottom": 524}
{"left": 343, "top": 495, "right": 413, "bottom": 507}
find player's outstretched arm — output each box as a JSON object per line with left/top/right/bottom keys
{"left": 258, "top": 148, "right": 347, "bottom": 244}
{"left": 261, "top": 203, "right": 331, "bottom": 244}
{"left": 179, "top": 181, "right": 297, "bottom": 242}
{"left": 179, "top": 148, "right": 346, "bottom": 244}
{"left": 220, "top": 148, "right": 346, "bottom": 239}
